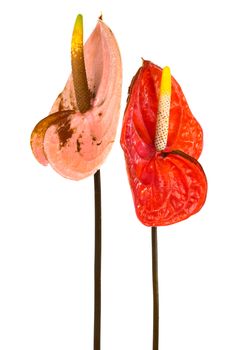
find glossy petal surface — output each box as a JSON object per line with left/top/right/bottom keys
{"left": 121, "top": 61, "right": 207, "bottom": 226}
{"left": 31, "top": 19, "right": 122, "bottom": 180}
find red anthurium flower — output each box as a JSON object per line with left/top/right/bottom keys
{"left": 31, "top": 15, "right": 122, "bottom": 180}
{"left": 121, "top": 60, "right": 207, "bottom": 226}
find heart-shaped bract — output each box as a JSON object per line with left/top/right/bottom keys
{"left": 31, "top": 16, "right": 122, "bottom": 180}
{"left": 121, "top": 61, "right": 207, "bottom": 226}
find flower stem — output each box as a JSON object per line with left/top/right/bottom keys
{"left": 94, "top": 170, "right": 101, "bottom": 350}
{"left": 151, "top": 226, "right": 159, "bottom": 350}
{"left": 71, "top": 14, "right": 101, "bottom": 349}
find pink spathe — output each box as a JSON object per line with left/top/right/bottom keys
{"left": 31, "top": 19, "right": 122, "bottom": 180}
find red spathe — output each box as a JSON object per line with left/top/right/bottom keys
{"left": 121, "top": 61, "right": 207, "bottom": 226}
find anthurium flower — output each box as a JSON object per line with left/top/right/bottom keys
{"left": 31, "top": 15, "right": 122, "bottom": 180}
{"left": 121, "top": 61, "right": 207, "bottom": 226}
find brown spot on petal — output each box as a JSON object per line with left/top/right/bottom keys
{"left": 57, "top": 118, "right": 74, "bottom": 148}
{"left": 31, "top": 110, "right": 76, "bottom": 165}
{"left": 160, "top": 152, "right": 168, "bottom": 158}
{"left": 76, "top": 139, "right": 82, "bottom": 152}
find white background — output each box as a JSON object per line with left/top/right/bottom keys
{"left": 0, "top": 0, "right": 233, "bottom": 349}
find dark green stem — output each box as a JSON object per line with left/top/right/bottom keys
{"left": 71, "top": 15, "right": 100, "bottom": 349}
{"left": 151, "top": 226, "right": 159, "bottom": 350}
{"left": 94, "top": 170, "right": 101, "bottom": 350}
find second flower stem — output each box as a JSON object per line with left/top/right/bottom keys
{"left": 151, "top": 226, "right": 159, "bottom": 350}
{"left": 94, "top": 170, "right": 101, "bottom": 350}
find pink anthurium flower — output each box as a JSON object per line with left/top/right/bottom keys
{"left": 31, "top": 15, "right": 122, "bottom": 180}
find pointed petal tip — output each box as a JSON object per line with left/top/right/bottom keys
{"left": 141, "top": 58, "right": 149, "bottom": 66}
